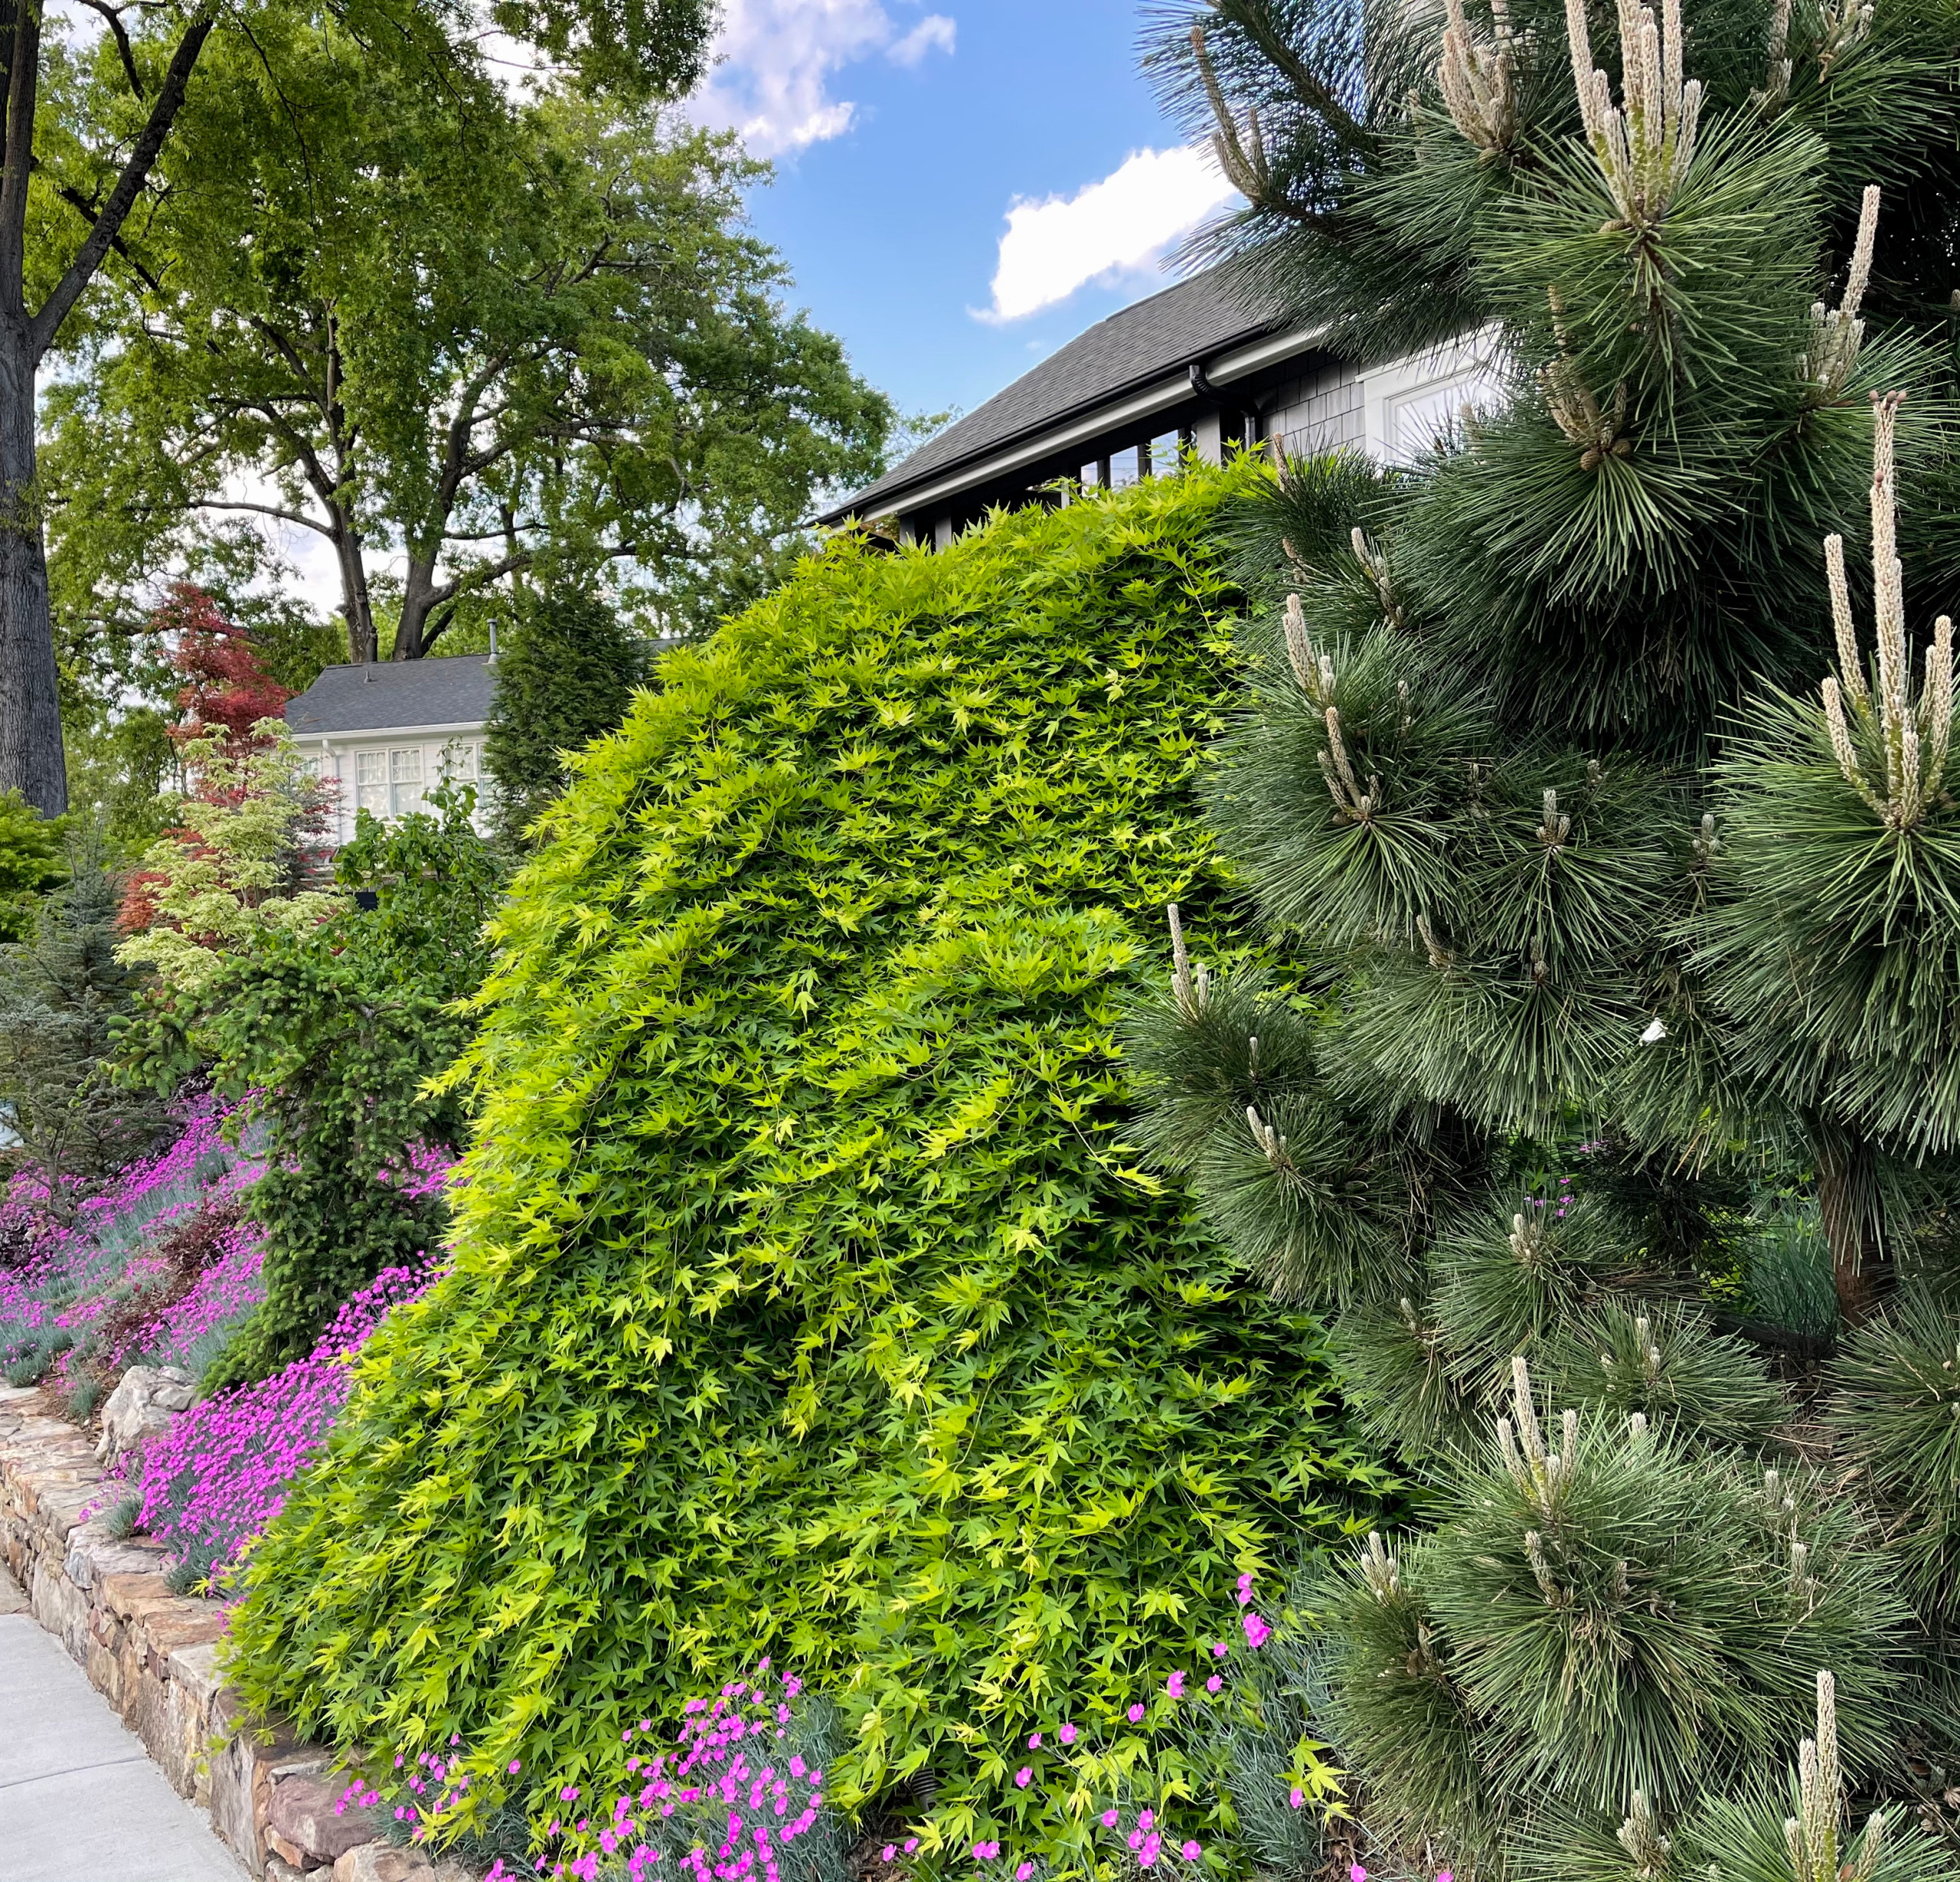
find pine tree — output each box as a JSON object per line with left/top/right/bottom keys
{"left": 482, "top": 587, "right": 645, "bottom": 844}
{"left": 1127, "top": 0, "right": 1960, "bottom": 1868}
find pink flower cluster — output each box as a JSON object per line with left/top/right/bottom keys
{"left": 545, "top": 1668, "right": 828, "bottom": 1882}
{"left": 378, "top": 1665, "right": 834, "bottom": 1882}
{"left": 1235, "top": 1572, "right": 1272, "bottom": 1649}
{"left": 0, "top": 1097, "right": 264, "bottom": 1382}
{"left": 132, "top": 1261, "right": 437, "bottom": 1588}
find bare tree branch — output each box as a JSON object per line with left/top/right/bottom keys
{"left": 75, "top": 0, "right": 143, "bottom": 99}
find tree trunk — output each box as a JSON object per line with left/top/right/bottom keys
{"left": 1808, "top": 1109, "right": 1886, "bottom": 1325}
{"left": 332, "top": 511, "right": 379, "bottom": 664}
{"left": 0, "top": 307, "right": 64, "bottom": 813}
{"left": 0, "top": 0, "right": 211, "bottom": 809}
{"left": 393, "top": 553, "right": 441, "bottom": 661}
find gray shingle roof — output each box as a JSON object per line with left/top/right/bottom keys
{"left": 827, "top": 267, "right": 1282, "bottom": 520}
{"left": 285, "top": 655, "right": 495, "bottom": 737}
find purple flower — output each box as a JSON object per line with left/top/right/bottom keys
{"left": 1058, "top": 1724, "right": 1076, "bottom": 1745}
{"left": 1014, "top": 1769, "right": 1032, "bottom": 1789}
{"left": 1165, "top": 1672, "right": 1186, "bottom": 1699}
{"left": 1204, "top": 1675, "right": 1222, "bottom": 1694}
{"left": 1126, "top": 1704, "right": 1145, "bottom": 1724}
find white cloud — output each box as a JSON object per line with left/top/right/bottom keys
{"left": 982, "top": 145, "right": 1240, "bottom": 324}
{"left": 692, "top": 2, "right": 956, "bottom": 158}
{"left": 887, "top": 15, "right": 956, "bottom": 67}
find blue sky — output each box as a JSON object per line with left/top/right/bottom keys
{"left": 693, "top": 2, "right": 1237, "bottom": 433}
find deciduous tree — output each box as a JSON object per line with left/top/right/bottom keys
{"left": 47, "top": 38, "right": 893, "bottom": 665}
{"left": 0, "top": 0, "right": 715, "bottom": 811}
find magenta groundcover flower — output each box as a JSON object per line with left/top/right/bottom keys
{"left": 134, "top": 1260, "right": 438, "bottom": 1587}
{"left": 1, "top": 1096, "right": 265, "bottom": 1385}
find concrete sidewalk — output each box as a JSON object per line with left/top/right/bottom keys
{"left": 0, "top": 1565, "right": 247, "bottom": 1882}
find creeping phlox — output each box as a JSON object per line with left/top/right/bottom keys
{"left": 134, "top": 1259, "right": 439, "bottom": 1590}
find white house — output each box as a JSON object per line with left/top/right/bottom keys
{"left": 283, "top": 655, "right": 495, "bottom": 847}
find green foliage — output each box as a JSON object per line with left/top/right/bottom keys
{"left": 45, "top": 31, "right": 894, "bottom": 664}
{"left": 1703, "top": 685, "right": 1960, "bottom": 1158}
{"left": 60, "top": 707, "right": 176, "bottom": 858}
{"left": 220, "top": 469, "right": 1395, "bottom": 1861}
{"left": 122, "top": 786, "right": 503, "bottom": 1382}
{"left": 483, "top": 586, "right": 645, "bottom": 844}
{"left": 1122, "top": 0, "right": 1960, "bottom": 1867}
{"left": 1521, "top": 1678, "right": 1956, "bottom": 1882}
{"left": 1741, "top": 1200, "right": 1839, "bottom": 1340}
{"left": 1545, "top": 1299, "right": 1786, "bottom": 1446}
{"left": 1122, "top": 963, "right": 1482, "bottom": 1308}
{"left": 116, "top": 727, "right": 345, "bottom": 998}
{"left": 1319, "top": 1370, "right": 1906, "bottom": 1861}
{"left": 1832, "top": 1287, "right": 1960, "bottom": 1629}
{"left": 0, "top": 790, "right": 67, "bottom": 943}
{"left": 0, "top": 840, "right": 166, "bottom": 1206}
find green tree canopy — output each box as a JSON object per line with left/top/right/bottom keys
{"left": 0, "top": 0, "right": 717, "bottom": 812}
{"left": 45, "top": 30, "right": 895, "bottom": 665}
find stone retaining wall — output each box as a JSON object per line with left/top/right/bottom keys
{"left": 0, "top": 1384, "right": 487, "bottom": 1881}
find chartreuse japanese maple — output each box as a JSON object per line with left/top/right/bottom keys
{"left": 221, "top": 467, "right": 1393, "bottom": 1865}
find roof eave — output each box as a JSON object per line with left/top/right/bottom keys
{"left": 285, "top": 716, "right": 490, "bottom": 740}
{"left": 818, "top": 315, "right": 1327, "bottom": 527}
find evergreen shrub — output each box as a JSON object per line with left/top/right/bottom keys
{"left": 221, "top": 466, "right": 1393, "bottom": 1859}
{"left": 482, "top": 586, "right": 646, "bottom": 846}
{"left": 1118, "top": 0, "right": 1960, "bottom": 1871}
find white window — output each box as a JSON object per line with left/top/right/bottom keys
{"left": 390, "top": 747, "right": 425, "bottom": 815}
{"left": 355, "top": 750, "right": 390, "bottom": 818}
{"left": 1364, "top": 329, "right": 1508, "bottom": 466}
{"left": 439, "top": 740, "right": 479, "bottom": 783}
